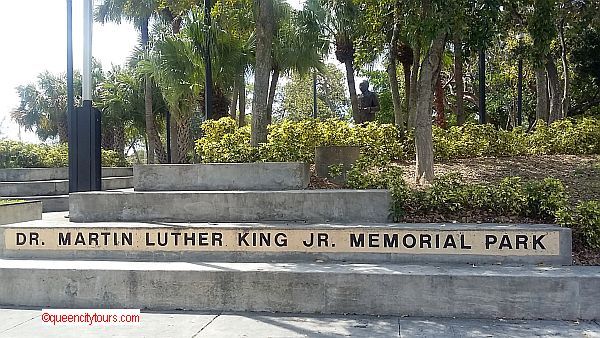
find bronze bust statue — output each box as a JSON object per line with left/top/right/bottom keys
{"left": 357, "top": 80, "right": 380, "bottom": 124}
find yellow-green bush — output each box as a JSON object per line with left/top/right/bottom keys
{"left": 0, "top": 141, "right": 128, "bottom": 168}
{"left": 195, "top": 117, "right": 600, "bottom": 164}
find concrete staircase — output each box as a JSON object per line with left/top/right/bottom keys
{"left": 0, "top": 167, "right": 133, "bottom": 212}
{"left": 0, "top": 163, "right": 598, "bottom": 321}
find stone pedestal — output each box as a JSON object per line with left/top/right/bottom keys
{"left": 315, "top": 146, "right": 360, "bottom": 186}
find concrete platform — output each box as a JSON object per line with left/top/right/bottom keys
{"left": 0, "top": 309, "right": 598, "bottom": 338}
{"left": 0, "top": 177, "right": 133, "bottom": 197}
{"left": 69, "top": 190, "right": 391, "bottom": 223}
{"left": 0, "top": 167, "right": 133, "bottom": 182}
{"left": 0, "top": 260, "right": 598, "bottom": 320}
{"left": 134, "top": 163, "right": 311, "bottom": 191}
{"left": 0, "top": 220, "right": 572, "bottom": 265}
{"left": 17, "top": 195, "right": 68, "bottom": 212}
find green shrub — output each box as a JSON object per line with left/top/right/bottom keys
{"left": 0, "top": 141, "right": 129, "bottom": 168}
{"left": 388, "top": 173, "right": 568, "bottom": 223}
{"left": 195, "top": 117, "right": 600, "bottom": 164}
{"left": 195, "top": 118, "right": 406, "bottom": 164}
{"left": 556, "top": 201, "right": 600, "bottom": 249}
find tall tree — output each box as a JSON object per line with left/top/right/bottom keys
{"left": 96, "top": 0, "right": 172, "bottom": 163}
{"left": 251, "top": 0, "right": 275, "bottom": 146}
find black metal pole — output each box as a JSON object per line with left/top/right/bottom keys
{"left": 312, "top": 70, "right": 318, "bottom": 119}
{"left": 166, "top": 110, "right": 172, "bottom": 163}
{"left": 67, "top": 0, "right": 76, "bottom": 193}
{"left": 517, "top": 58, "right": 523, "bottom": 126}
{"left": 479, "top": 49, "right": 486, "bottom": 124}
{"left": 204, "top": 0, "right": 213, "bottom": 120}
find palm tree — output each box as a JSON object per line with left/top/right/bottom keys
{"left": 306, "top": 0, "right": 360, "bottom": 122}
{"left": 142, "top": 6, "right": 249, "bottom": 162}
{"left": 266, "top": 1, "right": 329, "bottom": 122}
{"left": 95, "top": 0, "right": 166, "bottom": 163}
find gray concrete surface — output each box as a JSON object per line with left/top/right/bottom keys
{"left": 0, "top": 260, "right": 598, "bottom": 320}
{"left": 0, "top": 309, "right": 598, "bottom": 337}
{"left": 0, "top": 177, "right": 132, "bottom": 197}
{"left": 69, "top": 190, "right": 391, "bottom": 223}
{"left": 17, "top": 195, "right": 68, "bottom": 212}
{"left": 0, "top": 218, "right": 572, "bottom": 265}
{"left": 0, "top": 202, "right": 41, "bottom": 225}
{"left": 134, "top": 163, "right": 311, "bottom": 191}
{"left": 0, "top": 168, "right": 132, "bottom": 182}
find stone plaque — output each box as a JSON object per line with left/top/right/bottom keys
{"left": 4, "top": 227, "right": 560, "bottom": 256}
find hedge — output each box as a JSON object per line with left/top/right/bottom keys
{"left": 0, "top": 141, "right": 127, "bottom": 168}
{"left": 195, "top": 117, "right": 600, "bottom": 163}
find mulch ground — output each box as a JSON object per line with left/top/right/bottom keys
{"left": 309, "top": 155, "right": 600, "bottom": 265}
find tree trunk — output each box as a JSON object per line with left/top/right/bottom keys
{"left": 388, "top": 60, "right": 403, "bottom": 129}
{"left": 170, "top": 114, "right": 179, "bottom": 163}
{"left": 546, "top": 56, "right": 562, "bottom": 123}
{"left": 559, "top": 19, "right": 570, "bottom": 118}
{"left": 535, "top": 66, "right": 550, "bottom": 123}
{"left": 408, "top": 43, "right": 421, "bottom": 128}
{"left": 230, "top": 78, "right": 239, "bottom": 120}
{"left": 251, "top": 0, "right": 274, "bottom": 147}
{"left": 238, "top": 75, "right": 247, "bottom": 127}
{"left": 57, "top": 117, "right": 69, "bottom": 144}
{"left": 114, "top": 123, "right": 126, "bottom": 158}
{"left": 141, "top": 17, "right": 156, "bottom": 164}
{"left": 415, "top": 31, "right": 446, "bottom": 185}
{"left": 454, "top": 33, "right": 465, "bottom": 126}
{"left": 402, "top": 62, "right": 411, "bottom": 121}
{"left": 266, "top": 67, "right": 280, "bottom": 125}
{"left": 388, "top": 8, "right": 403, "bottom": 130}
{"left": 176, "top": 118, "right": 192, "bottom": 164}
{"left": 434, "top": 75, "right": 446, "bottom": 128}
{"left": 344, "top": 60, "right": 360, "bottom": 123}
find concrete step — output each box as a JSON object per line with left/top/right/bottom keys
{"left": 0, "top": 221, "right": 572, "bottom": 265}
{"left": 134, "top": 163, "right": 311, "bottom": 191}
{"left": 18, "top": 195, "right": 68, "bottom": 212}
{"left": 0, "top": 167, "right": 133, "bottom": 182}
{"left": 69, "top": 190, "right": 391, "bottom": 223}
{"left": 0, "top": 259, "right": 597, "bottom": 320}
{"left": 0, "top": 176, "right": 133, "bottom": 197}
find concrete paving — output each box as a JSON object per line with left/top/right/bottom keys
{"left": 0, "top": 308, "right": 598, "bottom": 337}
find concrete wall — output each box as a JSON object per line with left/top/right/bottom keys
{"left": 0, "top": 177, "right": 132, "bottom": 197}
{"left": 134, "top": 163, "right": 311, "bottom": 191}
{"left": 69, "top": 190, "right": 391, "bottom": 223}
{"left": 0, "top": 167, "right": 133, "bottom": 182}
{"left": 0, "top": 222, "right": 572, "bottom": 266}
{"left": 0, "top": 260, "right": 597, "bottom": 320}
{"left": 0, "top": 202, "right": 42, "bottom": 225}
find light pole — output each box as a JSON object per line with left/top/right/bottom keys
{"left": 479, "top": 48, "right": 486, "bottom": 124}
{"left": 312, "top": 70, "right": 318, "bottom": 119}
{"left": 204, "top": 0, "right": 213, "bottom": 120}
{"left": 67, "top": 0, "right": 75, "bottom": 192}
{"left": 68, "top": 0, "right": 102, "bottom": 192}
{"left": 517, "top": 33, "right": 525, "bottom": 127}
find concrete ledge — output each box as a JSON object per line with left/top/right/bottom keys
{"left": 0, "top": 260, "right": 597, "bottom": 320}
{"left": 69, "top": 190, "right": 391, "bottom": 223}
{"left": 0, "top": 167, "right": 133, "bottom": 182}
{"left": 0, "top": 177, "right": 133, "bottom": 197}
{"left": 0, "top": 202, "right": 42, "bottom": 225}
{"left": 134, "top": 163, "right": 311, "bottom": 191}
{"left": 17, "top": 195, "right": 68, "bottom": 212}
{"left": 0, "top": 221, "right": 572, "bottom": 266}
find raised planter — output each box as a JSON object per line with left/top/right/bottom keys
{"left": 315, "top": 146, "right": 360, "bottom": 186}
{"left": 134, "top": 163, "right": 310, "bottom": 191}
{"left": 0, "top": 201, "right": 42, "bottom": 225}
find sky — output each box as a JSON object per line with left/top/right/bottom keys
{"left": 0, "top": 0, "right": 303, "bottom": 142}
